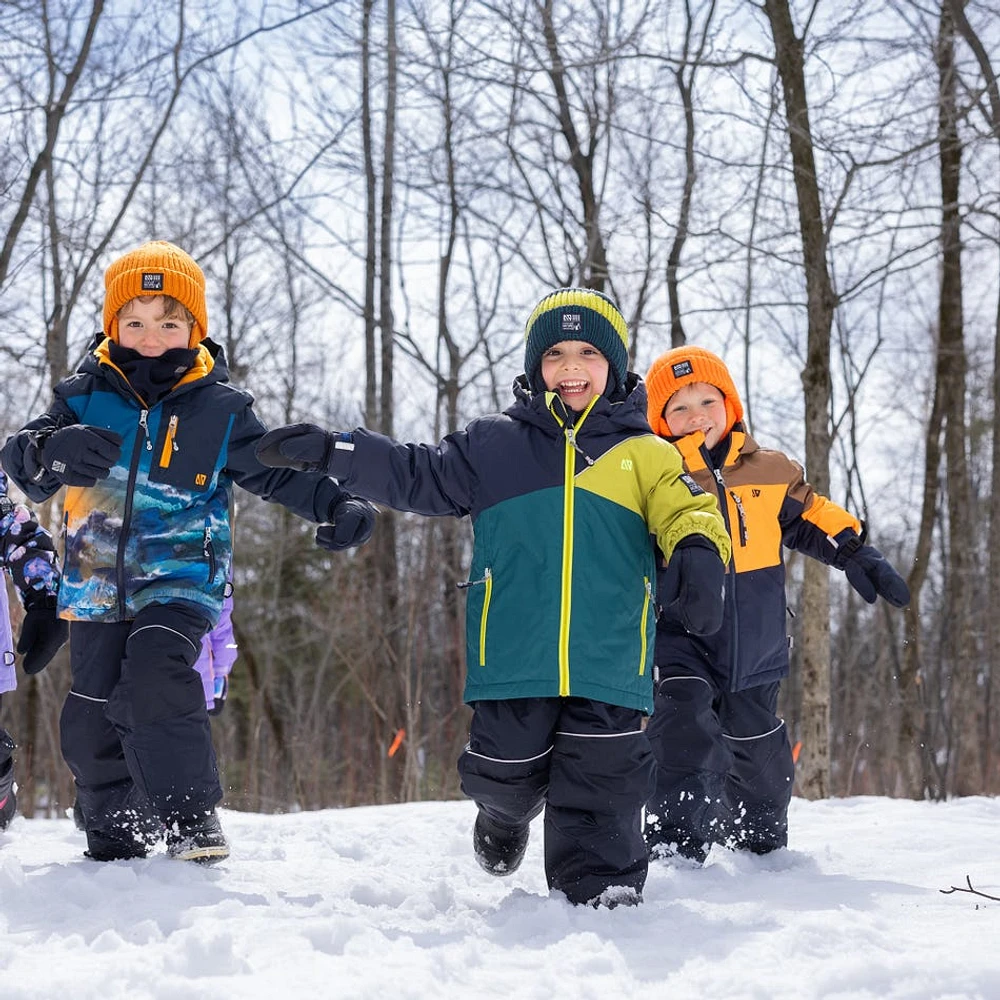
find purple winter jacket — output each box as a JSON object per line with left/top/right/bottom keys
{"left": 193, "top": 585, "right": 237, "bottom": 708}
{"left": 0, "top": 472, "right": 61, "bottom": 694}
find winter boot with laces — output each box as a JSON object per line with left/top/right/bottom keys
{"left": 473, "top": 810, "right": 529, "bottom": 876}
{"left": 166, "top": 810, "right": 230, "bottom": 865}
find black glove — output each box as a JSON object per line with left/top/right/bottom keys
{"left": 316, "top": 498, "right": 376, "bottom": 551}
{"left": 843, "top": 545, "right": 910, "bottom": 607}
{"left": 255, "top": 423, "right": 334, "bottom": 472}
{"left": 38, "top": 425, "right": 123, "bottom": 486}
{"left": 661, "top": 535, "right": 726, "bottom": 636}
{"left": 17, "top": 596, "right": 69, "bottom": 674}
{"left": 208, "top": 675, "right": 228, "bottom": 717}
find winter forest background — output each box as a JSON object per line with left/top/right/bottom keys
{"left": 0, "top": 0, "right": 997, "bottom": 818}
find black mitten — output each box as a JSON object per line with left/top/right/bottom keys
{"left": 316, "top": 498, "right": 376, "bottom": 551}
{"left": 662, "top": 535, "right": 726, "bottom": 636}
{"left": 255, "top": 423, "right": 334, "bottom": 472}
{"left": 38, "top": 425, "right": 123, "bottom": 486}
{"left": 843, "top": 545, "right": 910, "bottom": 607}
{"left": 208, "top": 675, "right": 228, "bottom": 717}
{"left": 17, "top": 595, "right": 69, "bottom": 674}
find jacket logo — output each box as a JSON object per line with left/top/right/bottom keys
{"left": 621, "top": 458, "right": 633, "bottom": 471}
{"left": 679, "top": 473, "right": 705, "bottom": 496}
{"left": 752, "top": 488, "right": 761, "bottom": 497}
{"left": 195, "top": 473, "right": 208, "bottom": 486}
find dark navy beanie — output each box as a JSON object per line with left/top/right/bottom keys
{"left": 523, "top": 287, "right": 629, "bottom": 396}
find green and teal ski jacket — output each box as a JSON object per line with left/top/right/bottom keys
{"left": 328, "top": 375, "right": 730, "bottom": 713}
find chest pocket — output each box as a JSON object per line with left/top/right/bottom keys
{"left": 147, "top": 410, "right": 231, "bottom": 493}
{"left": 728, "top": 483, "right": 785, "bottom": 573}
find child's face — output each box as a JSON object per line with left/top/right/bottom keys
{"left": 117, "top": 296, "right": 192, "bottom": 356}
{"left": 663, "top": 381, "right": 728, "bottom": 448}
{"left": 540, "top": 340, "right": 609, "bottom": 411}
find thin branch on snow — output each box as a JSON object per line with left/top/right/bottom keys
{"left": 940, "top": 876, "right": 1000, "bottom": 902}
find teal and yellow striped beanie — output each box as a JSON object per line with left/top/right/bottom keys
{"left": 524, "top": 287, "right": 629, "bottom": 396}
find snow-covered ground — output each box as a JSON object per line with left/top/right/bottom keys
{"left": 2, "top": 795, "right": 998, "bottom": 999}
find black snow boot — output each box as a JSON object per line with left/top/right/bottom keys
{"left": 473, "top": 810, "right": 529, "bottom": 876}
{"left": 0, "top": 741, "right": 16, "bottom": 831}
{"left": 166, "top": 810, "right": 230, "bottom": 865}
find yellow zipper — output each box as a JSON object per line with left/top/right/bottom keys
{"left": 639, "top": 577, "right": 652, "bottom": 675}
{"left": 556, "top": 396, "right": 598, "bottom": 697}
{"left": 159, "top": 414, "right": 179, "bottom": 468}
{"left": 479, "top": 568, "right": 493, "bottom": 666}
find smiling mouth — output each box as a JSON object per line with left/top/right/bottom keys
{"left": 558, "top": 380, "right": 589, "bottom": 394}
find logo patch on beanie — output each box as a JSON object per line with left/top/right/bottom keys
{"left": 671, "top": 360, "right": 693, "bottom": 378}
{"left": 141, "top": 272, "right": 165, "bottom": 292}
{"left": 561, "top": 312, "right": 582, "bottom": 332}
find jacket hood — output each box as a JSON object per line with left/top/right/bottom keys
{"left": 507, "top": 371, "right": 650, "bottom": 434}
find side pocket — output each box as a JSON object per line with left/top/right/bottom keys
{"left": 203, "top": 521, "right": 217, "bottom": 583}
{"left": 458, "top": 568, "right": 493, "bottom": 667}
{"left": 639, "top": 576, "right": 652, "bottom": 676}
{"left": 479, "top": 568, "right": 493, "bottom": 667}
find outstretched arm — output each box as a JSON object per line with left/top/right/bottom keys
{"left": 256, "top": 423, "right": 478, "bottom": 518}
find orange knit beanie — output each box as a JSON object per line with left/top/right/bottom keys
{"left": 644, "top": 346, "right": 744, "bottom": 438}
{"left": 103, "top": 241, "right": 208, "bottom": 348}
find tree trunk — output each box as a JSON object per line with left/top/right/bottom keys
{"left": 935, "top": 2, "right": 974, "bottom": 797}
{"left": 763, "top": 0, "right": 837, "bottom": 799}
{"left": 946, "top": 0, "right": 1000, "bottom": 795}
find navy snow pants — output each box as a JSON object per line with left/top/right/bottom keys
{"left": 458, "top": 697, "right": 656, "bottom": 905}
{"left": 644, "top": 666, "right": 794, "bottom": 859}
{"left": 61, "top": 601, "right": 218, "bottom": 852}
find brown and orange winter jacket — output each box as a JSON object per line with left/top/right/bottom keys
{"left": 655, "top": 425, "right": 860, "bottom": 691}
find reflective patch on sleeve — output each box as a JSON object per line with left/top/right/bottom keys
{"left": 679, "top": 473, "right": 705, "bottom": 496}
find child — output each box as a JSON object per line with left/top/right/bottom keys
{"left": 255, "top": 287, "right": 731, "bottom": 906}
{"left": 196, "top": 575, "right": 237, "bottom": 716}
{"left": 1, "top": 240, "right": 375, "bottom": 863}
{"left": 0, "top": 470, "right": 67, "bottom": 830}
{"left": 643, "top": 346, "right": 909, "bottom": 861}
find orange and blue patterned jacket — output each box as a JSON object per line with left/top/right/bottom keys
{"left": 1, "top": 338, "right": 343, "bottom": 625}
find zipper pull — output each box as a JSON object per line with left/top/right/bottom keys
{"left": 138, "top": 410, "right": 152, "bottom": 450}
{"left": 728, "top": 489, "right": 748, "bottom": 545}
{"left": 203, "top": 524, "right": 213, "bottom": 557}
{"left": 457, "top": 567, "right": 491, "bottom": 589}
{"left": 565, "top": 424, "right": 595, "bottom": 466}
{"left": 167, "top": 414, "right": 179, "bottom": 451}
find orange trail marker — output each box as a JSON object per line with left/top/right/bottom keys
{"left": 388, "top": 728, "right": 406, "bottom": 758}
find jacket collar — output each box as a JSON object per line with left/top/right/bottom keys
{"left": 670, "top": 424, "right": 757, "bottom": 472}
{"left": 84, "top": 335, "right": 229, "bottom": 405}
{"left": 507, "top": 371, "right": 650, "bottom": 435}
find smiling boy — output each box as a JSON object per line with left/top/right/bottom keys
{"left": 254, "top": 287, "right": 730, "bottom": 907}
{"left": 2, "top": 241, "right": 375, "bottom": 864}
{"left": 643, "top": 346, "right": 909, "bottom": 861}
